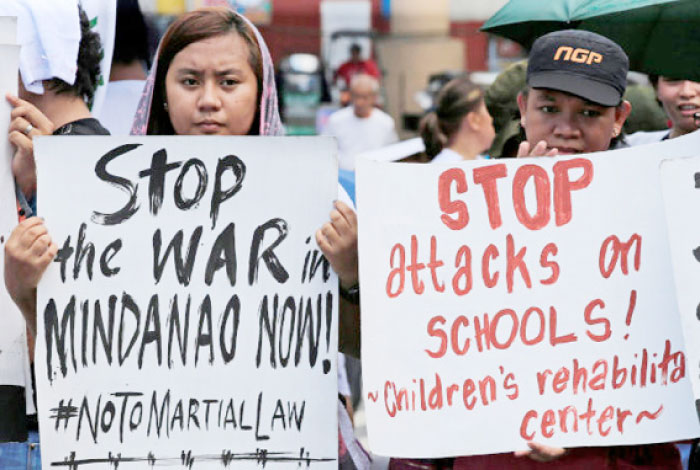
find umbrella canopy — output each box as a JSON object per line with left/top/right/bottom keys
{"left": 482, "top": 0, "right": 700, "bottom": 81}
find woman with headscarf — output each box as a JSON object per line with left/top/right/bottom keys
{"left": 130, "top": 9, "right": 367, "bottom": 467}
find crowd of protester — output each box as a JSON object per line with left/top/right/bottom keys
{"left": 1, "top": 1, "right": 699, "bottom": 470}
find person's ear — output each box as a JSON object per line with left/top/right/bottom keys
{"left": 613, "top": 100, "right": 632, "bottom": 137}
{"left": 465, "top": 110, "right": 480, "bottom": 131}
{"left": 517, "top": 92, "right": 527, "bottom": 128}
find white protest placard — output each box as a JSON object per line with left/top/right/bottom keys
{"left": 660, "top": 146, "right": 700, "bottom": 410}
{"left": 0, "top": 40, "right": 34, "bottom": 394}
{"left": 34, "top": 136, "right": 339, "bottom": 469}
{"left": 356, "top": 131, "right": 700, "bottom": 457}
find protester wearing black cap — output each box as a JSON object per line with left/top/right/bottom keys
{"left": 447, "top": 30, "right": 682, "bottom": 470}
{"left": 516, "top": 29, "right": 631, "bottom": 158}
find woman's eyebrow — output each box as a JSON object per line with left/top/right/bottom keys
{"left": 174, "top": 68, "right": 202, "bottom": 76}
{"left": 215, "top": 68, "right": 243, "bottom": 76}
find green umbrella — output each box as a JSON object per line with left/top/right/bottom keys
{"left": 482, "top": 0, "right": 700, "bottom": 81}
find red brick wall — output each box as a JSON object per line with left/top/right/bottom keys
{"left": 451, "top": 21, "right": 489, "bottom": 71}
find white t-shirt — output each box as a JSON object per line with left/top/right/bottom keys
{"left": 323, "top": 106, "right": 398, "bottom": 171}
{"left": 97, "top": 80, "right": 147, "bottom": 136}
{"left": 626, "top": 129, "right": 669, "bottom": 147}
{"left": 430, "top": 148, "right": 488, "bottom": 164}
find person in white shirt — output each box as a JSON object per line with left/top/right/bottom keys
{"left": 97, "top": 0, "right": 151, "bottom": 136}
{"left": 323, "top": 74, "right": 398, "bottom": 171}
{"left": 419, "top": 76, "right": 495, "bottom": 164}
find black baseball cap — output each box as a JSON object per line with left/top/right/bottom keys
{"left": 527, "top": 30, "right": 629, "bottom": 106}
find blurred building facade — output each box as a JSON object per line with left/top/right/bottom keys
{"left": 138, "top": 0, "right": 511, "bottom": 71}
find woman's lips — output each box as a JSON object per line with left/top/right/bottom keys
{"left": 196, "top": 121, "right": 223, "bottom": 132}
{"left": 678, "top": 104, "right": 700, "bottom": 117}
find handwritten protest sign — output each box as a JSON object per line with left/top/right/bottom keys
{"left": 661, "top": 150, "right": 700, "bottom": 412}
{"left": 34, "top": 136, "right": 338, "bottom": 469}
{"left": 356, "top": 131, "right": 700, "bottom": 457}
{"left": 0, "top": 32, "right": 36, "bottom": 430}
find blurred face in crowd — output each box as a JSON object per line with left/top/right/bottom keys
{"left": 655, "top": 77, "right": 700, "bottom": 137}
{"left": 517, "top": 88, "right": 631, "bottom": 154}
{"left": 165, "top": 32, "right": 258, "bottom": 136}
{"left": 351, "top": 77, "right": 377, "bottom": 118}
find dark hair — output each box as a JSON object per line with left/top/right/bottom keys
{"left": 147, "top": 7, "right": 263, "bottom": 135}
{"left": 44, "top": 6, "right": 102, "bottom": 107}
{"left": 350, "top": 44, "right": 361, "bottom": 54}
{"left": 419, "top": 76, "right": 483, "bottom": 159}
{"left": 113, "top": 0, "right": 151, "bottom": 67}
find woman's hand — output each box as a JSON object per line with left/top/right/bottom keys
{"left": 6, "top": 94, "right": 54, "bottom": 198}
{"left": 514, "top": 442, "right": 569, "bottom": 462}
{"left": 316, "top": 200, "right": 360, "bottom": 357}
{"left": 4, "top": 217, "right": 58, "bottom": 337}
{"left": 517, "top": 140, "right": 559, "bottom": 158}
{"left": 315, "top": 200, "right": 358, "bottom": 288}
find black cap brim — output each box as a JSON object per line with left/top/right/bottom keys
{"left": 529, "top": 71, "right": 622, "bottom": 106}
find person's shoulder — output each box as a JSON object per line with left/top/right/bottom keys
{"left": 371, "top": 108, "right": 395, "bottom": 124}
{"left": 53, "top": 118, "right": 110, "bottom": 136}
{"left": 336, "top": 61, "right": 352, "bottom": 72}
{"left": 330, "top": 106, "right": 354, "bottom": 121}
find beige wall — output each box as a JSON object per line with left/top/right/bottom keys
{"left": 450, "top": 0, "right": 509, "bottom": 21}
{"left": 390, "top": 0, "right": 450, "bottom": 35}
{"left": 377, "top": 37, "right": 464, "bottom": 138}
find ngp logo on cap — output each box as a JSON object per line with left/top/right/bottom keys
{"left": 553, "top": 46, "right": 603, "bottom": 66}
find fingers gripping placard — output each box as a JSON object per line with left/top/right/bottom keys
{"left": 34, "top": 136, "right": 339, "bottom": 469}
{"left": 357, "top": 133, "right": 700, "bottom": 458}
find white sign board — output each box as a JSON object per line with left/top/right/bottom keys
{"left": 660, "top": 146, "right": 700, "bottom": 410}
{"left": 35, "top": 136, "right": 339, "bottom": 469}
{"left": 356, "top": 131, "right": 700, "bottom": 457}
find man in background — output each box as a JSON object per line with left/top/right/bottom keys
{"left": 334, "top": 43, "right": 380, "bottom": 90}
{"left": 323, "top": 74, "right": 398, "bottom": 171}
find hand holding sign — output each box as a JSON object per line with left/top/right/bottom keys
{"left": 316, "top": 200, "right": 358, "bottom": 288}
{"left": 6, "top": 94, "right": 54, "bottom": 198}
{"left": 514, "top": 441, "right": 568, "bottom": 463}
{"left": 4, "top": 217, "right": 57, "bottom": 336}
{"left": 517, "top": 140, "right": 559, "bottom": 158}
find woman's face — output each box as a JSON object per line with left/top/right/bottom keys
{"left": 165, "top": 32, "right": 258, "bottom": 136}
{"left": 656, "top": 77, "right": 700, "bottom": 136}
{"left": 517, "top": 88, "right": 630, "bottom": 155}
